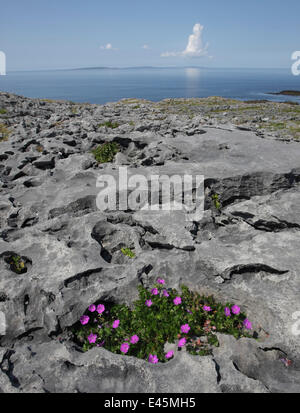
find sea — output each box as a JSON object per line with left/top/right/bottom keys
{"left": 0, "top": 67, "right": 300, "bottom": 105}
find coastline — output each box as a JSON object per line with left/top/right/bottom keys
{"left": 1, "top": 66, "right": 300, "bottom": 106}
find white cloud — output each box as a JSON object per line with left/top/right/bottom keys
{"left": 100, "top": 43, "right": 118, "bottom": 50}
{"left": 142, "top": 44, "right": 149, "bottom": 49}
{"left": 161, "top": 23, "right": 209, "bottom": 58}
{"left": 183, "top": 23, "right": 208, "bottom": 57}
{"left": 161, "top": 51, "right": 178, "bottom": 57}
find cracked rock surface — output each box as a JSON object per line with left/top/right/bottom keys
{"left": 0, "top": 92, "right": 300, "bottom": 393}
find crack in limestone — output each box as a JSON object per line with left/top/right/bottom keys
{"left": 258, "top": 346, "right": 288, "bottom": 355}
{"left": 0, "top": 350, "right": 21, "bottom": 388}
{"left": 220, "top": 263, "right": 289, "bottom": 283}
{"left": 212, "top": 359, "right": 222, "bottom": 384}
{"left": 229, "top": 211, "right": 300, "bottom": 233}
{"left": 205, "top": 169, "right": 300, "bottom": 210}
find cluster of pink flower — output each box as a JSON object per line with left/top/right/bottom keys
{"left": 147, "top": 322, "right": 191, "bottom": 364}
{"left": 177, "top": 323, "right": 190, "bottom": 348}
{"left": 79, "top": 278, "right": 253, "bottom": 363}
{"left": 120, "top": 335, "right": 140, "bottom": 354}
{"left": 225, "top": 304, "right": 240, "bottom": 317}
{"left": 84, "top": 319, "right": 120, "bottom": 344}
{"left": 79, "top": 302, "right": 122, "bottom": 345}
{"left": 146, "top": 279, "right": 170, "bottom": 307}
{"left": 80, "top": 303, "right": 106, "bottom": 326}
{"left": 148, "top": 350, "right": 174, "bottom": 364}
{"left": 224, "top": 305, "right": 252, "bottom": 330}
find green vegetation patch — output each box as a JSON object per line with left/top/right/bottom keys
{"left": 267, "top": 122, "right": 286, "bottom": 130}
{"left": 74, "top": 280, "right": 254, "bottom": 363}
{"left": 212, "top": 194, "right": 221, "bottom": 209}
{"left": 98, "top": 121, "right": 120, "bottom": 129}
{"left": 0, "top": 123, "right": 11, "bottom": 141}
{"left": 92, "top": 142, "right": 119, "bottom": 163}
{"left": 70, "top": 105, "right": 79, "bottom": 114}
{"left": 121, "top": 247, "right": 135, "bottom": 258}
{"left": 4, "top": 255, "right": 27, "bottom": 274}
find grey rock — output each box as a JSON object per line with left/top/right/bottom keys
{"left": 0, "top": 92, "right": 300, "bottom": 393}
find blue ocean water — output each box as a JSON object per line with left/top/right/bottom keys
{"left": 0, "top": 67, "right": 300, "bottom": 104}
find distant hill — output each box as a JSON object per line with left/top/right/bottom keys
{"left": 71, "top": 65, "right": 209, "bottom": 71}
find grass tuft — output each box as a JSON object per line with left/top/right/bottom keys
{"left": 0, "top": 123, "right": 11, "bottom": 141}
{"left": 92, "top": 142, "right": 119, "bottom": 163}
{"left": 98, "top": 121, "right": 120, "bottom": 129}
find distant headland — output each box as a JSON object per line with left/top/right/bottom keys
{"left": 268, "top": 90, "right": 300, "bottom": 96}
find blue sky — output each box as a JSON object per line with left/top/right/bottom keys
{"left": 1, "top": 0, "right": 300, "bottom": 70}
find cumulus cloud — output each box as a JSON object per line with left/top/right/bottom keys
{"left": 183, "top": 23, "right": 208, "bottom": 57}
{"left": 161, "top": 23, "right": 209, "bottom": 58}
{"left": 100, "top": 43, "right": 118, "bottom": 50}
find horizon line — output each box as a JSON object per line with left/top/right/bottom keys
{"left": 6, "top": 65, "right": 292, "bottom": 73}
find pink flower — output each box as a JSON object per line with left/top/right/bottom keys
{"left": 173, "top": 297, "right": 182, "bottom": 306}
{"left": 165, "top": 351, "right": 174, "bottom": 359}
{"left": 231, "top": 305, "right": 241, "bottom": 315}
{"left": 163, "top": 290, "right": 169, "bottom": 297}
{"left": 112, "top": 320, "right": 120, "bottom": 329}
{"left": 151, "top": 288, "right": 159, "bottom": 296}
{"left": 130, "top": 335, "right": 139, "bottom": 344}
{"left": 145, "top": 299, "right": 152, "bottom": 307}
{"left": 224, "top": 307, "right": 231, "bottom": 317}
{"left": 203, "top": 305, "right": 212, "bottom": 312}
{"left": 148, "top": 354, "right": 159, "bottom": 364}
{"left": 97, "top": 304, "right": 105, "bottom": 314}
{"left": 181, "top": 324, "right": 190, "bottom": 334}
{"left": 120, "top": 343, "right": 130, "bottom": 354}
{"left": 80, "top": 315, "right": 89, "bottom": 325}
{"left": 87, "top": 333, "right": 97, "bottom": 344}
{"left": 157, "top": 279, "right": 165, "bottom": 285}
{"left": 88, "top": 304, "right": 96, "bottom": 312}
{"left": 97, "top": 340, "right": 105, "bottom": 347}
{"left": 243, "top": 319, "right": 252, "bottom": 330}
{"left": 178, "top": 338, "right": 187, "bottom": 348}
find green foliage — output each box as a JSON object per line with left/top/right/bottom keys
{"left": 289, "top": 126, "right": 300, "bottom": 139}
{"left": 70, "top": 105, "right": 78, "bottom": 114}
{"left": 91, "top": 142, "right": 119, "bottom": 163}
{"left": 0, "top": 123, "right": 11, "bottom": 141}
{"left": 10, "top": 255, "right": 26, "bottom": 274}
{"left": 98, "top": 121, "right": 120, "bottom": 129}
{"left": 74, "top": 282, "right": 252, "bottom": 363}
{"left": 40, "top": 98, "right": 56, "bottom": 103}
{"left": 212, "top": 194, "right": 221, "bottom": 209}
{"left": 36, "top": 145, "right": 44, "bottom": 153}
{"left": 121, "top": 247, "right": 135, "bottom": 258}
{"left": 0, "top": 108, "right": 7, "bottom": 114}
{"left": 268, "top": 122, "right": 286, "bottom": 130}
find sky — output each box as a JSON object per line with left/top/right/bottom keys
{"left": 1, "top": 0, "right": 300, "bottom": 71}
